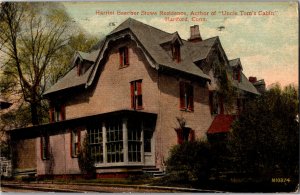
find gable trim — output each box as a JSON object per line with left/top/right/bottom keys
{"left": 86, "top": 29, "right": 159, "bottom": 88}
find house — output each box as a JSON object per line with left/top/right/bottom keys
{"left": 7, "top": 18, "right": 259, "bottom": 178}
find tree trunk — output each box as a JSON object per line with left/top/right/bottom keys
{"left": 30, "top": 102, "right": 39, "bottom": 125}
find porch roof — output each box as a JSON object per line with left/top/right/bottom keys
{"left": 7, "top": 110, "right": 157, "bottom": 137}
{"left": 207, "top": 114, "right": 236, "bottom": 134}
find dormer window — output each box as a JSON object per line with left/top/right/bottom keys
{"left": 172, "top": 42, "right": 181, "bottom": 63}
{"left": 233, "top": 68, "right": 241, "bottom": 82}
{"left": 119, "top": 47, "right": 129, "bottom": 68}
{"left": 75, "top": 58, "right": 82, "bottom": 76}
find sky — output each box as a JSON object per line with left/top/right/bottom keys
{"left": 63, "top": 2, "right": 298, "bottom": 88}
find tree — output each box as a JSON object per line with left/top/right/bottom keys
{"left": 228, "top": 83, "right": 299, "bottom": 180}
{"left": 0, "top": 2, "right": 71, "bottom": 124}
{"left": 166, "top": 140, "right": 212, "bottom": 184}
{"left": 0, "top": 2, "right": 99, "bottom": 125}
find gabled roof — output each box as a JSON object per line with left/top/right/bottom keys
{"left": 231, "top": 72, "right": 260, "bottom": 95}
{"left": 44, "top": 43, "right": 102, "bottom": 96}
{"left": 228, "top": 59, "right": 259, "bottom": 95}
{"left": 229, "top": 58, "right": 243, "bottom": 70}
{"left": 159, "top": 32, "right": 183, "bottom": 45}
{"left": 44, "top": 18, "right": 259, "bottom": 97}
{"left": 207, "top": 114, "right": 236, "bottom": 134}
{"left": 43, "top": 64, "right": 94, "bottom": 96}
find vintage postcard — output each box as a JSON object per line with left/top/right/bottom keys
{"left": 0, "top": 1, "right": 298, "bottom": 193}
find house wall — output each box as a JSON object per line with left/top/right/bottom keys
{"left": 155, "top": 74, "right": 213, "bottom": 169}
{"left": 36, "top": 129, "right": 86, "bottom": 176}
{"left": 13, "top": 138, "right": 36, "bottom": 171}
{"left": 45, "top": 38, "right": 213, "bottom": 173}
{"left": 66, "top": 40, "right": 159, "bottom": 119}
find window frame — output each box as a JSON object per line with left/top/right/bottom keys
{"left": 49, "top": 104, "right": 65, "bottom": 123}
{"left": 106, "top": 120, "right": 124, "bottom": 163}
{"left": 128, "top": 121, "right": 142, "bottom": 162}
{"left": 119, "top": 47, "right": 129, "bottom": 68}
{"left": 130, "top": 80, "right": 143, "bottom": 110}
{"left": 41, "top": 134, "right": 50, "bottom": 160}
{"left": 88, "top": 126, "right": 104, "bottom": 163}
{"left": 172, "top": 41, "right": 181, "bottom": 63}
{"left": 71, "top": 129, "right": 81, "bottom": 158}
{"left": 179, "top": 82, "right": 194, "bottom": 111}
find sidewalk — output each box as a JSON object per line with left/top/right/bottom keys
{"left": 1, "top": 181, "right": 221, "bottom": 193}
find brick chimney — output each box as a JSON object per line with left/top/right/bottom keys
{"left": 188, "top": 25, "right": 202, "bottom": 42}
{"left": 249, "top": 76, "right": 257, "bottom": 83}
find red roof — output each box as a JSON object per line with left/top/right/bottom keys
{"left": 207, "top": 114, "right": 236, "bottom": 134}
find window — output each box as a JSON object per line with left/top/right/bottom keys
{"left": 89, "top": 126, "right": 103, "bottom": 163}
{"left": 128, "top": 120, "right": 142, "bottom": 162}
{"left": 179, "top": 82, "right": 194, "bottom": 111}
{"left": 49, "top": 105, "right": 65, "bottom": 122}
{"left": 172, "top": 42, "right": 181, "bottom": 63}
{"left": 76, "top": 59, "right": 82, "bottom": 76}
{"left": 130, "top": 80, "right": 143, "bottom": 110}
{"left": 41, "top": 134, "right": 49, "bottom": 160}
{"left": 71, "top": 129, "right": 81, "bottom": 157}
{"left": 175, "top": 128, "right": 195, "bottom": 144}
{"left": 119, "top": 47, "right": 129, "bottom": 68}
{"left": 233, "top": 69, "right": 241, "bottom": 82}
{"left": 106, "top": 120, "right": 123, "bottom": 163}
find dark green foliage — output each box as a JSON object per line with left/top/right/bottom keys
{"left": 217, "top": 69, "right": 237, "bottom": 111}
{"left": 77, "top": 134, "right": 95, "bottom": 176}
{"left": 228, "top": 83, "right": 299, "bottom": 180}
{"left": 0, "top": 139, "right": 11, "bottom": 159}
{"left": 166, "top": 140, "right": 212, "bottom": 183}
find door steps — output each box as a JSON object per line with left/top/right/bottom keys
{"left": 142, "top": 166, "right": 165, "bottom": 178}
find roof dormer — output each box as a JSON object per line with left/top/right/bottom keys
{"left": 229, "top": 58, "right": 243, "bottom": 82}
{"left": 74, "top": 51, "right": 94, "bottom": 76}
{"left": 160, "top": 32, "right": 183, "bottom": 63}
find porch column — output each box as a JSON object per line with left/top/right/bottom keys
{"left": 102, "top": 122, "right": 107, "bottom": 164}
{"left": 141, "top": 120, "right": 145, "bottom": 164}
{"left": 122, "top": 118, "right": 128, "bottom": 163}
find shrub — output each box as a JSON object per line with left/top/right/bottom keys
{"left": 166, "top": 140, "right": 212, "bottom": 183}
{"left": 77, "top": 133, "right": 95, "bottom": 176}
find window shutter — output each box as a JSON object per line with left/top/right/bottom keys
{"left": 175, "top": 128, "right": 183, "bottom": 144}
{"left": 130, "top": 82, "right": 134, "bottom": 108}
{"left": 137, "top": 81, "right": 142, "bottom": 95}
{"left": 189, "top": 129, "right": 195, "bottom": 142}
{"left": 179, "top": 82, "right": 185, "bottom": 109}
{"left": 46, "top": 136, "right": 49, "bottom": 159}
{"left": 188, "top": 85, "right": 194, "bottom": 111}
{"left": 77, "top": 129, "right": 81, "bottom": 152}
{"left": 125, "top": 47, "right": 129, "bottom": 65}
{"left": 60, "top": 104, "right": 65, "bottom": 120}
{"left": 119, "top": 48, "right": 123, "bottom": 66}
{"left": 49, "top": 108, "right": 54, "bottom": 123}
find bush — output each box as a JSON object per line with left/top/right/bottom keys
{"left": 77, "top": 133, "right": 95, "bottom": 176}
{"left": 166, "top": 140, "right": 212, "bottom": 183}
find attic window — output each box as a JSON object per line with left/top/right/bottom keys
{"left": 76, "top": 60, "right": 82, "bottom": 76}
{"left": 119, "top": 47, "right": 129, "bottom": 68}
{"left": 172, "top": 42, "right": 181, "bottom": 63}
{"left": 233, "top": 69, "right": 241, "bottom": 82}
